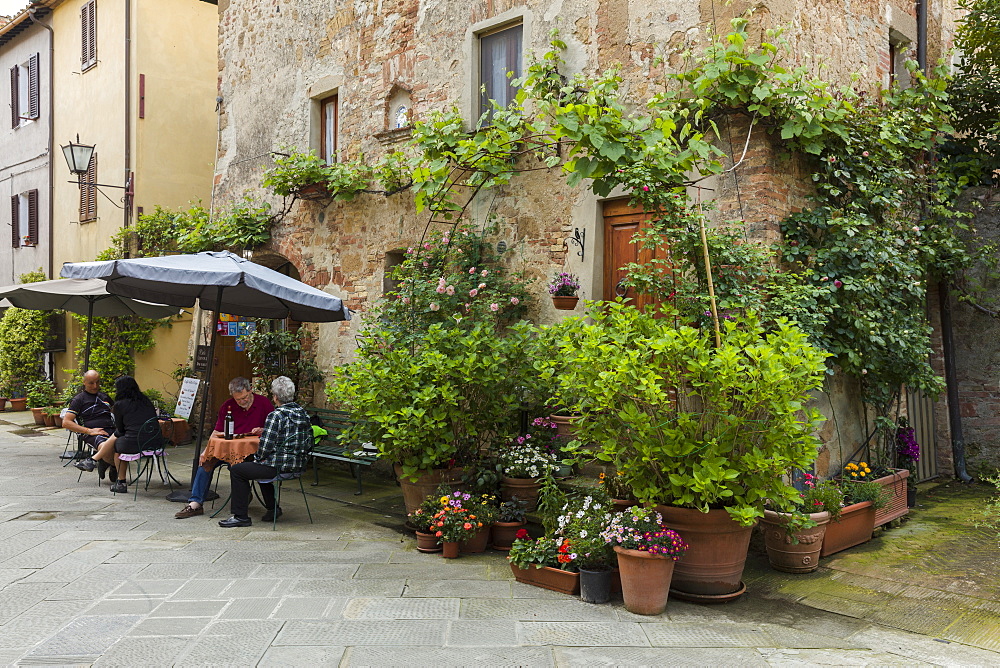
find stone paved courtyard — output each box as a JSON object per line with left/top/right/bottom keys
{"left": 1, "top": 412, "right": 999, "bottom": 666}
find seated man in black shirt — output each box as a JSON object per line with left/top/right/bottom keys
{"left": 64, "top": 370, "right": 117, "bottom": 480}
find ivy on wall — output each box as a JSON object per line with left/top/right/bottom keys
{"left": 0, "top": 270, "right": 52, "bottom": 397}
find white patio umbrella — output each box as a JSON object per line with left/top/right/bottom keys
{"left": 61, "top": 250, "right": 352, "bottom": 501}
{"left": 0, "top": 278, "right": 181, "bottom": 371}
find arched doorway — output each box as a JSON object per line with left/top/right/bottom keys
{"left": 208, "top": 253, "right": 303, "bottom": 411}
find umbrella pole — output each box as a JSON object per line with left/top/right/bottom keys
{"left": 83, "top": 298, "right": 94, "bottom": 373}
{"left": 167, "top": 286, "right": 224, "bottom": 503}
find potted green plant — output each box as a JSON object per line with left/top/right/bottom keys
{"left": 26, "top": 379, "right": 58, "bottom": 425}
{"left": 543, "top": 302, "right": 828, "bottom": 601}
{"left": 843, "top": 460, "right": 910, "bottom": 527}
{"left": 491, "top": 498, "right": 528, "bottom": 551}
{"left": 261, "top": 150, "right": 372, "bottom": 201}
{"left": 508, "top": 534, "right": 579, "bottom": 594}
{"left": 761, "top": 475, "right": 843, "bottom": 573}
{"left": 407, "top": 494, "right": 446, "bottom": 553}
{"left": 821, "top": 479, "right": 891, "bottom": 557}
{"left": 547, "top": 272, "right": 581, "bottom": 310}
{"left": 602, "top": 507, "right": 688, "bottom": 615}
{"left": 559, "top": 502, "right": 616, "bottom": 604}
{"left": 42, "top": 405, "right": 63, "bottom": 427}
{"left": 496, "top": 434, "right": 560, "bottom": 512}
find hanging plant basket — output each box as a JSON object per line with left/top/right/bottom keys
{"left": 295, "top": 182, "right": 333, "bottom": 201}
{"left": 551, "top": 295, "right": 579, "bottom": 310}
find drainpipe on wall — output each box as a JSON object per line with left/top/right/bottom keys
{"left": 917, "top": 0, "right": 927, "bottom": 72}
{"left": 27, "top": 8, "right": 54, "bottom": 279}
{"left": 123, "top": 0, "right": 132, "bottom": 256}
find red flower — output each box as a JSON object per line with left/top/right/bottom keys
{"left": 515, "top": 529, "right": 529, "bottom": 539}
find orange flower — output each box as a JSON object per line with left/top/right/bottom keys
{"left": 463, "top": 522, "right": 473, "bottom": 530}
{"left": 435, "top": 531, "right": 442, "bottom": 537}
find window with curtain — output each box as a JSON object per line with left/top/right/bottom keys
{"left": 320, "top": 94, "right": 338, "bottom": 163}
{"left": 478, "top": 23, "right": 523, "bottom": 121}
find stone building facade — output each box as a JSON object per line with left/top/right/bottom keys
{"left": 212, "top": 0, "right": 964, "bottom": 476}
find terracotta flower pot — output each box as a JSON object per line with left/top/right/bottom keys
{"left": 296, "top": 182, "right": 333, "bottom": 201}
{"left": 8, "top": 398, "right": 27, "bottom": 411}
{"left": 394, "top": 464, "right": 465, "bottom": 516}
{"left": 612, "top": 499, "right": 639, "bottom": 514}
{"left": 509, "top": 563, "right": 579, "bottom": 595}
{"left": 459, "top": 526, "right": 491, "bottom": 553}
{"left": 548, "top": 414, "right": 578, "bottom": 437}
{"left": 820, "top": 501, "right": 875, "bottom": 557}
{"left": 491, "top": 521, "right": 526, "bottom": 551}
{"left": 551, "top": 295, "right": 580, "bottom": 310}
{"left": 0, "top": 398, "right": 7, "bottom": 411}
{"left": 613, "top": 546, "right": 676, "bottom": 615}
{"left": 761, "top": 509, "right": 830, "bottom": 573}
{"left": 42, "top": 413, "right": 56, "bottom": 427}
{"left": 655, "top": 505, "right": 753, "bottom": 601}
{"left": 871, "top": 469, "right": 910, "bottom": 526}
{"left": 414, "top": 530, "right": 442, "bottom": 553}
{"left": 579, "top": 567, "right": 613, "bottom": 604}
{"left": 441, "top": 541, "right": 460, "bottom": 558}
{"left": 30, "top": 407, "right": 47, "bottom": 425}
{"left": 500, "top": 477, "right": 542, "bottom": 512}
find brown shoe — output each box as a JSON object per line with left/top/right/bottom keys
{"left": 174, "top": 504, "right": 204, "bottom": 519}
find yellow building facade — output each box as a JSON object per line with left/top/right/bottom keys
{"left": 40, "top": 0, "right": 217, "bottom": 397}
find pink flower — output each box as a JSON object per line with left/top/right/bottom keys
{"left": 429, "top": 303, "right": 439, "bottom": 311}
{"left": 435, "top": 286, "right": 446, "bottom": 294}
{"left": 406, "top": 247, "right": 413, "bottom": 254}
{"left": 510, "top": 297, "right": 519, "bottom": 305}
{"left": 642, "top": 185, "right": 649, "bottom": 191}
{"left": 469, "top": 267, "right": 477, "bottom": 274}
{"left": 490, "top": 303, "right": 499, "bottom": 312}
{"left": 469, "top": 289, "right": 478, "bottom": 297}
{"left": 464, "top": 303, "right": 471, "bottom": 311}
{"left": 446, "top": 285, "right": 455, "bottom": 295}
{"left": 422, "top": 261, "right": 429, "bottom": 267}
{"left": 423, "top": 243, "right": 431, "bottom": 250}
{"left": 481, "top": 269, "right": 489, "bottom": 277}
{"left": 862, "top": 151, "right": 869, "bottom": 157}
{"left": 828, "top": 156, "right": 837, "bottom": 163}
{"left": 833, "top": 280, "right": 843, "bottom": 288}
{"left": 478, "top": 283, "right": 486, "bottom": 289}
{"left": 402, "top": 297, "right": 410, "bottom": 304}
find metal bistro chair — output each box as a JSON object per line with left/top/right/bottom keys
{"left": 257, "top": 469, "right": 313, "bottom": 531}
{"left": 124, "top": 416, "right": 181, "bottom": 499}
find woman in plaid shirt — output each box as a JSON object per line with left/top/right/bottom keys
{"left": 218, "top": 376, "right": 312, "bottom": 528}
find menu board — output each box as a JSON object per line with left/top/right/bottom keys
{"left": 174, "top": 377, "right": 201, "bottom": 420}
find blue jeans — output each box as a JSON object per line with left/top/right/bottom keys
{"left": 189, "top": 465, "right": 216, "bottom": 504}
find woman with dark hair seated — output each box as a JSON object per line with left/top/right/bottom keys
{"left": 75, "top": 376, "right": 163, "bottom": 494}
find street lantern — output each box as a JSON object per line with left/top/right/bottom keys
{"left": 60, "top": 135, "right": 95, "bottom": 175}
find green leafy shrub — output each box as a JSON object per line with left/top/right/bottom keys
{"left": 543, "top": 301, "right": 829, "bottom": 526}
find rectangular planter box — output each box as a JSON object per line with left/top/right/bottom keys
{"left": 870, "top": 468, "right": 909, "bottom": 527}
{"left": 509, "top": 564, "right": 620, "bottom": 596}
{"left": 510, "top": 563, "right": 579, "bottom": 595}
{"left": 820, "top": 501, "right": 875, "bottom": 557}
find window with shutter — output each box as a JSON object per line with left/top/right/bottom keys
{"left": 79, "top": 154, "right": 97, "bottom": 222}
{"left": 27, "top": 54, "right": 39, "bottom": 120}
{"left": 10, "top": 195, "right": 18, "bottom": 248}
{"left": 26, "top": 190, "right": 39, "bottom": 245}
{"left": 81, "top": 1, "right": 97, "bottom": 71}
{"left": 478, "top": 23, "right": 523, "bottom": 121}
{"left": 320, "top": 95, "right": 338, "bottom": 163}
{"left": 9, "top": 65, "right": 18, "bottom": 128}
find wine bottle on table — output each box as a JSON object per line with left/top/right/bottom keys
{"left": 224, "top": 409, "right": 234, "bottom": 440}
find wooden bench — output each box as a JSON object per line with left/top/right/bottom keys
{"left": 306, "top": 407, "right": 377, "bottom": 495}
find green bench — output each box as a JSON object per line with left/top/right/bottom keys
{"left": 306, "top": 407, "right": 377, "bottom": 495}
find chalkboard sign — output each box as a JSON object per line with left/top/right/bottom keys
{"left": 194, "top": 345, "right": 211, "bottom": 372}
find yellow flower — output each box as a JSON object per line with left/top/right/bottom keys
{"left": 859, "top": 472, "right": 866, "bottom": 477}
{"left": 859, "top": 461, "right": 868, "bottom": 467}
{"left": 439, "top": 496, "right": 449, "bottom": 504}
{"left": 599, "top": 472, "right": 606, "bottom": 480}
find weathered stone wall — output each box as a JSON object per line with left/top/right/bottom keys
{"left": 213, "top": 0, "right": 961, "bottom": 465}
{"left": 953, "top": 187, "right": 1000, "bottom": 474}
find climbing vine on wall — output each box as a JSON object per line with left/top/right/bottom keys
{"left": 0, "top": 270, "right": 50, "bottom": 397}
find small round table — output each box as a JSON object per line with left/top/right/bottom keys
{"left": 201, "top": 435, "right": 260, "bottom": 471}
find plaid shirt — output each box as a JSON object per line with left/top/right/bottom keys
{"left": 256, "top": 402, "right": 312, "bottom": 472}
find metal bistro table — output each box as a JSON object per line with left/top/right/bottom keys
{"left": 202, "top": 435, "right": 261, "bottom": 516}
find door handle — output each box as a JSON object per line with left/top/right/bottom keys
{"left": 615, "top": 278, "right": 629, "bottom": 297}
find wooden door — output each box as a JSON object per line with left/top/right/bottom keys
{"left": 602, "top": 199, "right": 672, "bottom": 309}
{"left": 210, "top": 332, "right": 253, "bottom": 415}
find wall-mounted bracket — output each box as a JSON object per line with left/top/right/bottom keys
{"left": 564, "top": 227, "right": 585, "bottom": 261}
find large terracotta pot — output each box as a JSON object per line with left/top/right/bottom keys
{"left": 761, "top": 510, "right": 830, "bottom": 573}
{"left": 491, "top": 521, "right": 526, "bottom": 551}
{"left": 820, "top": 501, "right": 875, "bottom": 557}
{"left": 0, "top": 398, "right": 7, "bottom": 411}
{"left": 500, "top": 477, "right": 542, "bottom": 512}
{"left": 8, "top": 398, "right": 27, "bottom": 411}
{"left": 394, "top": 464, "right": 465, "bottom": 516}
{"left": 612, "top": 499, "right": 640, "bottom": 514}
{"left": 655, "top": 505, "right": 753, "bottom": 601}
{"left": 548, "top": 414, "right": 578, "bottom": 437}
{"left": 42, "top": 413, "right": 57, "bottom": 427}
{"left": 459, "top": 526, "right": 491, "bottom": 554}
{"left": 30, "top": 407, "right": 47, "bottom": 425}
{"left": 614, "top": 546, "right": 676, "bottom": 615}
{"left": 509, "top": 563, "right": 579, "bottom": 595}
{"left": 414, "top": 530, "right": 442, "bottom": 553}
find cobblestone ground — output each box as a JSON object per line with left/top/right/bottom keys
{"left": 1, "top": 413, "right": 998, "bottom": 666}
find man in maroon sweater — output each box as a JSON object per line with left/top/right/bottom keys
{"left": 174, "top": 377, "right": 274, "bottom": 519}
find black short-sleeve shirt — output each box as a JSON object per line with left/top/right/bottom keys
{"left": 67, "top": 390, "right": 115, "bottom": 431}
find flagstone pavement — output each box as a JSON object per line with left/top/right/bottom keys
{"left": 1, "top": 411, "right": 998, "bottom": 666}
